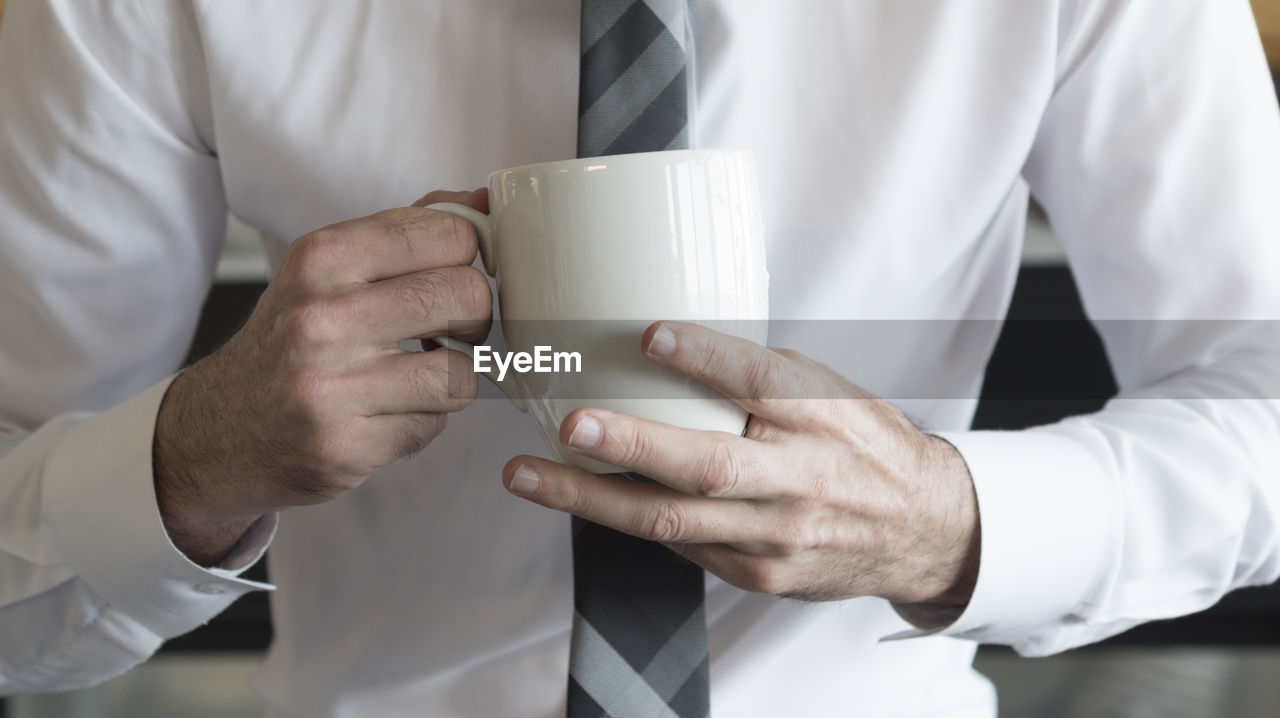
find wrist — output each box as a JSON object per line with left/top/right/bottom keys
{"left": 884, "top": 436, "right": 979, "bottom": 630}
{"left": 902, "top": 434, "right": 980, "bottom": 606}
{"left": 153, "top": 367, "right": 265, "bottom": 566}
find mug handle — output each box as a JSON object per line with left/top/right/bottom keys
{"left": 425, "top": 202, "right": 527, "bottom": 413}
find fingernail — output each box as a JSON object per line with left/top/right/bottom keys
{"left": 647, "top": 325, "right": 677, "bottom": 357}
{"left": 567, "top": 415, "right": 603, "bottom": 450}
{"left": 508, "top": 464, "right": 540, "bottom": 494}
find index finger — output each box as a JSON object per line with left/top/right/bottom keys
{"left": 640, "top": 321, "right": 823, "bottom": 424}
{"left": 298, "top": 190, "right": 488, "bottom": 286}
{"left": 558, "top": 408, "right": 780, "bottom": 499}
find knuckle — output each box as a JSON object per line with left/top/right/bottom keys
{"left": 745, "top": 354, "right": 786, "bottom": 399}
{"left": 692, "top": 338, "right": 730, "bottom": 383}
{"left": 376, "top": 212, "right": 418, "bottom": 250}
{"left": 456, "top": 266, "right": 493, "bottom": 318}
{"left": 804, "top": 469, "right": 833, "bottom": 503}
{"left": 393, "top": 414, "right": 447, "bottom": 459}
{"left": 283, "top": 228, "right": 342, "bottom": 280}
{"left": 399, "top": 267, "right": 490, "bottom": 327}
{"left": 406, "top": 355, "right": 450, "bottom": 399}
{"left": 740, "top": 560, "right": 787, "bottom": 595}
{"left": 394, "top": 271, "right": 447, "bottom": 324}
{"left": 423, "top": 412, "right": 449, "bottom": 437}
{"left": 694, "top": 441, "right": 742, "bottom": 497}
{"left": 773, "top": 510, "right": 822, "bottom": 557}
{"left": 441, "top": 352, "right": 480, "bottom": 405}
{"left": 282, "top": 299, "right": 345, "bottom": 348}
{"left": 376, "top": 208, "right": 477, "bottom": 266}
{"left": 416, "top": 209, "right": 477, "bottom": 263}
{"left": 439, "top": 212, "right": 479, "bottom": 259}
{"left": 557, "top": 475, "right": 591, "bottom": 514}
{"left": 644, "top": 501, "right": 687, "bottom": 543}
{"left": 771, "top": 525, "right": 807, "bottom": 558}
{"left": 614, "top": 421, "right": 657, "bottom": 468}
{"left": 413, "top": 352, "right": 480, "bottom": 410}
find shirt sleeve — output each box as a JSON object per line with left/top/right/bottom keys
{"left": 925, "top": 0, "right": 1280, "bottom": 656}
{"left": 0, "top": 0, "right": 274, "bottom": 693}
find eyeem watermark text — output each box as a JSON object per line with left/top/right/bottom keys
{"left": 474, "top": 345, "right": 583, "bottom": 381}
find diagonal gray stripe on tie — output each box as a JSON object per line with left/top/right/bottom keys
{"left": 570, "top": 612, "right": 681, "bottom": 718}
{"left": 664, "top": 125, "right": 688, "bottom": 151}
{"left": 602, "top": 67, "right": 687, "bottom": 155}
{"left": 584, "top": 0, "right": 686, "bottom": 55}
{"left": 639, "top": 605, "right": 708, "bottom": 702}
{"left": 578, "top": 29, "right": 685, "bottom": 157}
{"left": 582, "top": 0, "right": 636, "bottom": 52}
{"left": 637, "top": 0, "right": 688, "bottom": 51}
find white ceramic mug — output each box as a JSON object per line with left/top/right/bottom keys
{"left": 429, "top": 149, "right": 769, "bottom": 473}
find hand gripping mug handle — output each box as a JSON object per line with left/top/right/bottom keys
{"left": 425, "top": 202, "right": 527, "bottom": 413}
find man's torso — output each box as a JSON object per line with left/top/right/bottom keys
{"left": 177, "top": 1, "right": 1061, "bottom": 715}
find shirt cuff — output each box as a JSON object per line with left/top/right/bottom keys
{"left": 883, "top": 427, "right": 1117, "bottom": 654}
{"left": 42, "top": 376, "right": 276, "bottom": 640}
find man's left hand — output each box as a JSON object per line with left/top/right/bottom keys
{"left": 501, "top": 321, "right": 980, "bottom": 611}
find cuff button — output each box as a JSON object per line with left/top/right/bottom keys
{"left": 194, "top": 582, "right": 229, "bottom": 596}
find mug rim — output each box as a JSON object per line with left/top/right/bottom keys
{"left": 488, "top": 148, "right": 755, "bottom": 181}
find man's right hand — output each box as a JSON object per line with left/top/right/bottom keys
{"left": 153, "top": 190, "right": 492, "bottom": 566}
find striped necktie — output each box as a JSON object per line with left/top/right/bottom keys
{"left": 577, "top": 0, "right": 691, "bottom": 156}
{"left": 569, "top": 3, "right": 710, "bottom": 718}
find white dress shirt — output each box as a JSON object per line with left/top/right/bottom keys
{"left": 2, "top": 1, "right": 1280, "bottom": 716}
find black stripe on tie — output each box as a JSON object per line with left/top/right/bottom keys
{"left": 602, "top": 66, "right": 687, "bottom": 155}
{"left": 666, "top": 655, "right": 711, "bottom": 718}
{"left": 568, "top": 676, "right": 608, "bottom": 718}
{"left": 579, "top": 1, "right": 667, "bottom": 116}
{"left": 573, "top": 520, "right": 704, "bottom": 672}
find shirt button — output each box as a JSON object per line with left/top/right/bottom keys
{"left": 194, "top": 582, "right": 229, "bottom": 596}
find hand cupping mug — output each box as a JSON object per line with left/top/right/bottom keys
{"left": 430, "top": 149, "right": 769, "bottom": 474}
